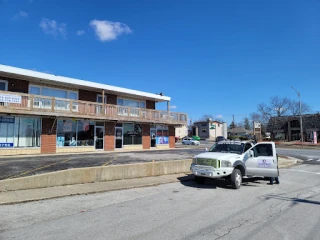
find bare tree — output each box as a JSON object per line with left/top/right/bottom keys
{"left": 258, "top": 96, "right": 291, "bottom": 118}
{"left": 288, "top": 100, "right": 311, "bottom": 115}
{"left": 196, "top": 114, "right": 214, "bottom": 122}
{"left": 237, "top": 122, "right": 244, "bottom": 128}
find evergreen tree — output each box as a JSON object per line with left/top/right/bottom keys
{"left": 243, "top": 117, "right": 251, "bottom": 130}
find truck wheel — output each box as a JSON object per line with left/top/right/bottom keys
{"left": 231, "top": 169, "right": 242, "bottom": 189}
{"left": 195, "top": 176, "right": 205, "bottom": 184}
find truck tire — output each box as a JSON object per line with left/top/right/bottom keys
{"left": 231, "top": 169, "right": 242, "bottom": 189}
{"left": 195, "top": 176, "right": 205, "bottom": 184}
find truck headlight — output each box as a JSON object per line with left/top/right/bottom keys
{"left": 192, "top": 158, "right": 197, "bottom": 164}
{"left": 221, "top": 160, "right": 232, "bottom": 168}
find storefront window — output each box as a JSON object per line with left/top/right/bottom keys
{"left": 156, "top": 125, "right": 169, "bottom": 144}
{"left": 0, "top": 116, "right": 41, "bottom": 148}
{"left": 77, "top": 120, "right": 94, "bottom": 146}
{"left": 0, "top": 117, "right": 14, "bottom": 147}
{"left": 14, "top": 117, "right": 41, "bottom": 147}
{"left": 123, "top": 123, "right": 142, "bottom": 145}
{"left": 57, "top": 119, "right": 77, "bottom": 147}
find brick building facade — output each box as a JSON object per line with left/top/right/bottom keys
{"left": 0, "top": 64, "right": 187, "bottom": 155}
{"left": 266, "top": 114, "right": 320, "bottom": 142}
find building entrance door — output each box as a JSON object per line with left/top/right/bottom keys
{"left": 150, "top": 129, "right": 156, "bottom": 147}
{"left": 115, "top": 127, "right": 123, "bottom": 149}
{"left": 95, "top": 126, "right": 104, "bottom": 149}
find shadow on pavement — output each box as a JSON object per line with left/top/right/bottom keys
{"left": 262, "top": 194, "right": 320, "bottom": 206}
{"left": 178, "top": 175, "right": 270, "bottom": 190}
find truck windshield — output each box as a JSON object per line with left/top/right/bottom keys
{"left": 209, "top": 143, "right": 245, "bottom": 154}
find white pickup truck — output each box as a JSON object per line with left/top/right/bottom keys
{"left": 190, "top": 140, "right": 279, "bottom": 189}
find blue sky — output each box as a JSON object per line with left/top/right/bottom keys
{"left": 0, "top": 0, "right": 319, "bottom": 125}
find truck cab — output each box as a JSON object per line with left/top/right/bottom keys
{"left": 190, "top": 140, "right": 279, "bottom": 189}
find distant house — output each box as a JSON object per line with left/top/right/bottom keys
{"left": 192, "top": 120, "right": 227, "bottom": 140}
{"left": 228, "top": 127, "right": 253, "bottom": 137}
{"left": 175, "top": 125, "right": 188, "bottom": 139}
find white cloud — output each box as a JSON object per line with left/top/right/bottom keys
{"left": 170, "top": 105, "right": 177, "bottom": 109}
{"left": 39, "top": 18, "right": 67, "bottom": 38}
{"left": 12, "top": 11, "right": 28, "bottom": 20}
{"left": 215, "top": 114, "right": 223, "bottom": 119}
{"left": 89, "top": 19, "right": 132, "bottom": 42}
{"left": 76, "top": 30, "right": 85, "bottom": 36}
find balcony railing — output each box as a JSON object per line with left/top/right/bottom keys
{"left": 0, "top": 90, "right": 188, "bottom": 124}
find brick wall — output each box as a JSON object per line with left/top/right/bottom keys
{"left": 6, "top": 77, "right": 29, "bottom": 93}
{"left": 104, "top": 122, "right": 115, "bottom": 151}
{"left": 169, "top": 125, "right": 175, "bottom": 148}
{"left": 41, "top": 118, "right": 57, "bottom": 154}
{"left": 146, "top": 100, "right": 155, "bottom": 109}
{"left": 142, "top": 124, "right": 151, "bottom": 149}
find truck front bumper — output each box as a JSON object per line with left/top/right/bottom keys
{"left": 190, "top": 164, "right": 233, "bottom": 179}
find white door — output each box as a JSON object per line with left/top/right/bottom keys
{"left": 244, "top": 142, "right": 278, "bottom": 177}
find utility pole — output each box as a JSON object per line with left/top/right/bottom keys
{"left": 291, "top": 86, "right": 303, "bottom": 147}
{"left": 233, "top": 115, "right": 235, "bottom": 136}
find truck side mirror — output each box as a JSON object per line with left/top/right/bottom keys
{"left": 249, "top": 150, "right": 254, "bottom": 158}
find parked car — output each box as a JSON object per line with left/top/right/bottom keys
{"left": 182, "top": 137, "right": 200, "bottom": 145}
{"left": 192, "top": 136, "right": 200, "bottom": 141}
{"left": 216, "top": 136, "right": 226, "bottom": 142}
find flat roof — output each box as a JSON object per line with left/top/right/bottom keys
{"left": 0, "top": 64, "right": 170, "bottom": 102}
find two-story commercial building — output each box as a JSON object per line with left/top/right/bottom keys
{"left": 0, "top": 64, "right": 187, "bottom": 155}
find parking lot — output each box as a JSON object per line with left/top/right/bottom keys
{"left": 0, "top": 143, "right": 212, "bottom": 180}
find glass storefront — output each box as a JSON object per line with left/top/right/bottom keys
{"left": 123, "top": 123, "right": 142, "bottom": 145}
{"left": 150, "top": 125, "right": 169, "bottom": 146}
{"left": 56, "top": 119, "right": 95, "bottom": 147}
{"left": 0, "top": 116, "right": 41, "bottom": 148}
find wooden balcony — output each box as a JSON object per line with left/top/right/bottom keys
{"left": 0, "top": 90, "right": 188, "bottom": 125}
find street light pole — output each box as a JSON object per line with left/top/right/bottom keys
{"left": 291, "top": 86, "right": 303, "bottom": 146}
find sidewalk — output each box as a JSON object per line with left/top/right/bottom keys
{"left": 0, "top": 157, "right": 301, "bottom": 205}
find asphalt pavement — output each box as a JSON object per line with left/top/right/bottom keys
{"left": 1, "top": 164, "right": 319, "bottom": 240}
{"left": 277, "top": 148, "right": 320, "bottom": 165}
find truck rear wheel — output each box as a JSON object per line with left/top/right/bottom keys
{"left": 231, "top": 169, "right": 242, "bottom": 189}
{"left": 194, "top": 176, "right": 205, "bottom": 184}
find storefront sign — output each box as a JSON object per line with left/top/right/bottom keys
{"left": 314, "top": 131, "right": 317, "bottom": 144}
{"left": 0, "top": 117, "right": 15, "bottom": 123}
{"left": 0, "top": 93, "right": 21, "bottom": 104}
{"left": 0, "top": 143, "right": 14, "bottom": 148}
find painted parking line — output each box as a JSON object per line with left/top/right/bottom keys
{"left": 5, "top": 158, "right": 72, "bottom": 180}
{"left": 102, "top": 155, "right": 118, "bottom": 166}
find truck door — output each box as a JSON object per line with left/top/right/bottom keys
{"left": 244, "top": 142, "right": 278, "bottom": 177}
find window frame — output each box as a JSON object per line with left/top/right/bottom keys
{"left": 117, "top": 97, "right": 146, "bottom": 109}
{"left": 0, "top": 79, "right": 8, "bottom": 91}
{"left": 28, "top": 84, "right": 78, "bottom": 100}
{"left": 96, "top": 94, "right": 107, "bottom": 104}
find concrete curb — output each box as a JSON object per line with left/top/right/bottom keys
{"left": 0, "top": 157, "right": 301, "bottom": 193}
{"left": 0, "top": 173, "right": 193, "bottom": 205}
{"left": 0, "top": 159, "right": 193, "bottom": 192}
